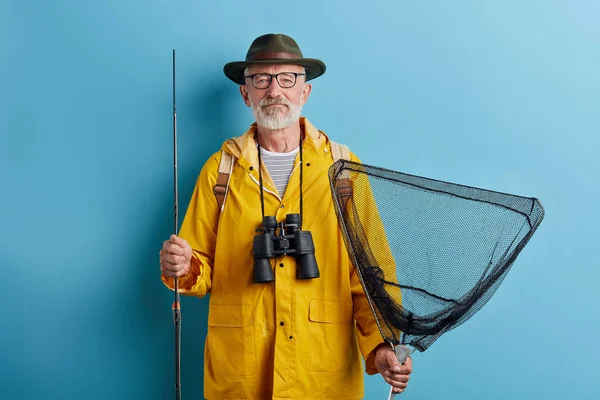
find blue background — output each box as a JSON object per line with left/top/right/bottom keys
{"left": 1, "top": 1, "right": 598, "bottom": 399}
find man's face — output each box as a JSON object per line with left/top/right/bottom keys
{"left": 240, "top": 64, "right": 312, "bottom": 130}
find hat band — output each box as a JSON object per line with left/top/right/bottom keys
{"left": 250, "top": 51, "right": 300, "bottom": 61}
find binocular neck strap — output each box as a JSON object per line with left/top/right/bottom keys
{"left": 257, "top": 132, "right": 304, "bottom": 228}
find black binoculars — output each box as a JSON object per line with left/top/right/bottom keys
{"left": 252, "top": 213, "right": 320, "bottom": 283}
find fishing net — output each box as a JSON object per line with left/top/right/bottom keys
{"left": 329, "top": 160, "right": 544, "bottom": 355}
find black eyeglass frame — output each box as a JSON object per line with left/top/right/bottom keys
{"left": 243, "top": 72, "right": 307, "bottom": 89}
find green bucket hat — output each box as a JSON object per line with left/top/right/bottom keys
{"left": 223, "top": 33, "right": 326, "bottom": 85}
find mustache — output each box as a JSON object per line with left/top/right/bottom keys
{"left": 259, "top": 97, "right": 291, "bottom": 107}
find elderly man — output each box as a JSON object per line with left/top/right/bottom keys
{"left": 159, "top": 33, "right": 413, "bottom": 399}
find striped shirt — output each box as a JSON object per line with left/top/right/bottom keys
{"left": 259, "top": 146, "right": 299, "bottom": 196}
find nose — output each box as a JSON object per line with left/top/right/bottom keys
{"left": 264, "top": 76, "right": 284, "bottom": 96}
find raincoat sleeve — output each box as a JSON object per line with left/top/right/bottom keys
{"left": 345, "top": 152, "right": 401, "bottom": 375}
{"left": 352, "top": 270, "right": 388, "bottom": 375}
{"left": 161, "top": 152, "right": 222, "bottom": 298}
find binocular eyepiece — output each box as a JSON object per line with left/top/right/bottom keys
{"left": 252, "top": 213, "right": 320, "bottom": 283}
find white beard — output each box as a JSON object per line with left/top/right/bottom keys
{"left": 250, "top": 96, "right": 303, "bottom": 130}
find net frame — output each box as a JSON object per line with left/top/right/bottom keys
{"left": 329, "top": 159, "right": 545, "bottom": 351}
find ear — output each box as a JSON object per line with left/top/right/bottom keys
{"left": 301, "top": 83, "right": 312, "bottom": 105}
{"left": 240, "top": 85, "right": 251, "bottom": 107}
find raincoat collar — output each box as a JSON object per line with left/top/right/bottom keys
{"left": 222, "top": 116, "right": 327, "bottom": 168}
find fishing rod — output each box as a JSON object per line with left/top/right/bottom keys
{"left": 172, "top": 48, "right": 182, "bottom": 400}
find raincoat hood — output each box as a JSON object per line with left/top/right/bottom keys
{"left": 222, "top": 116, "right": 327, "bottom": 163}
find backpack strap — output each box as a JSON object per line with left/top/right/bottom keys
{"left": 213, "top": 150, "right": 235, "bottom": 212}
{"left": 330, "top": 141, "right": 350, "bottom": 163}
{"left": 329, "top": 141, "right": 352, "bottom": 212}
{"left": 213, "top": 142, "right": 352, "bottom": 213}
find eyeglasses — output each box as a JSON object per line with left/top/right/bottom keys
{"left": 243, "top": 72, "right": 306, "bottom": 89}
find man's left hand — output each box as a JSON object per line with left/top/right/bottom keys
{"left": 373, "top": 344, "right": 413, "bottom": 395}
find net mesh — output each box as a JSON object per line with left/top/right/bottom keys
{"left": 329, "top": 160, "right": 544, "bottom": 352}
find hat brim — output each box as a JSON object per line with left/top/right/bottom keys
{"left": 223, "top": 58, "right": 326, "bottom": 85}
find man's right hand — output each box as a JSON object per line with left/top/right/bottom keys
{"left": 160, "top": 235, "right": 192, "bottom": 277}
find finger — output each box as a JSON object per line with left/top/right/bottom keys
{"left": 160, "top": 258, "right": 177, "bottom": 272}
{"left": 402, "top": 356, "right": 413, "bottom": 373}
{"left": 384, "top": 376, "right": 407, "bottom": 391}
{"left": 161, "top": 261, "right": 188, "bottom": 277}
{"left": 390, "top": 381, "right": 408, "bottom": 390}
{"left": 160, "top": 261, "right": 175, "bottom": 276}
{"left": 384, "top": 350, "right": 404, "bottom": 372}
{"left": 162, "top": 267, "right": 183, "bottom": 278}
{"left": 384, "top": 371, "right": 409, "bottom": 384}
{"left": 391, "top": 358, "right": 412, "bottom": 375}
{"left": 161, "top": 259, "right": 187, "bottom": 274}
{"left": 395, "top": 363, "right": 412, "bottom": 375}
{"left": 170, "top": 234, "right": 189, "bottom": 248}
{"left": 159, "top": 251, "right": 185, "bottom": 269}
{"left": 164, "top": 242, "right": 185, "bottom": 256}
{"left": 388, "top": 373, "right": 409, "bottom": 384}
{"left": 392, "top": 386, "right": 406, "bottom": 394}
{"left": 384, "top": 371, "right": 408, "bottom": 383}
{"left": 162, "top": 252, "right": 186, "bottom": 266}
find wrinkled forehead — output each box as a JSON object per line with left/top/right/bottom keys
{"left": 245, "top": 64, "right": 306, "bottom": 75}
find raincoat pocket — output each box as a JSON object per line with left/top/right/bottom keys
{"left": 206, "top": 304, "right": 256, "bottom": 377}
{"left": 308, "top": 299, "right": 355, "bottom": 372}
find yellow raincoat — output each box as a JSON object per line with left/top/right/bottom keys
{"left": 162, "top": 117, "right": 386, "bottom": 399}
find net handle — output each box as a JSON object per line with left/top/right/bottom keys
{"left": 386, "top": 344, "right": 411, "bottom": 400}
